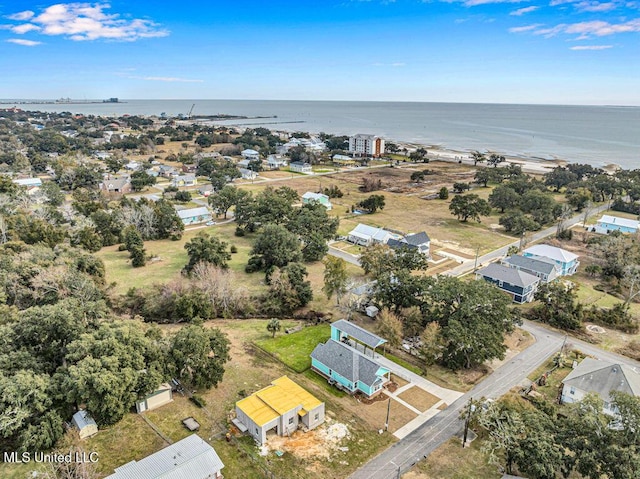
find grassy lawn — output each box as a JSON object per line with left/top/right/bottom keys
{"left": 404, "top": 437, "right": 500, "bottom": 479}
{"left": 254, "top": 324, "right": 331, "bottom": 372}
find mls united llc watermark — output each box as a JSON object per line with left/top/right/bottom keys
{"left": 3, "top": 451, "right": 99, "bottom": 464}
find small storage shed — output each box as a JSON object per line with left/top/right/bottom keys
{"left": 72, "top": 410, "right": 98, "bottom": 439}
{"left": 136, "top": 383, "right": 173, "bottom": 413}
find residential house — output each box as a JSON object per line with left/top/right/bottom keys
{"left": 522, "top": 244, "right": 580, "bottom": 276}
{"left": 181, "top": 163, "right": 197, "bottom": 174}
{"left": 158, "top": 164, "right": 177, "bottom": 178}
{"left": 12, "top": 177, "right": 43, "bottom": 188}
{"left": 145, "top": 168, "right": 159, "bottom": 178}
{"left": 105, "top": 434, "right": 224, "bottom": 479}
{"left": 476, "top": 263, "right": 540, "bottom": 303}
{"left": 198, "top": 185, "right": 214, "bottom": 197}
{"left": 289, "top": 161, "right": 313, "bottom": 174}
{"left": 348, "top": 134, "right": 385, "bottom": 157}
{"left": 237, "top": 158, "right": 251, "bottom": 169}
{"left": 135, "top": 383, "right": 173, "bottom": 414}
{"left": 234, "top": 376, "right": 325, "bottom": 445}
{"left": 99, "top": 176, "right": 132, "bottom": 194}
{"left": 560, "top": 358, "right": 640, "bottom": 416}
{"left": 388, "top": 232, "right": 430, "bottom": 257}
{"left": 175, "top": 206, "right": 212, "bottom": 225}
{"left": 266, "top": 154, "right": 287, "bottom": 170}
{"left": 332, "top": 154, "right": 356, "bottom": 166}
{"left": 125, "top": 161, "right": 140, "bottom": 170}
{"left": 278, "top": 137, "right": 326, "bottom": 154}
{"left": 241, "top": 148, "right": 260, "bottom": 161}
{"left": 311, "top": 339, "right": 390, "bottom": 397}
{"left": 302, "top": 192, "right": 332, "bottom": 210}
{"left": 72, "top": 410, "right": 98, "bottom": 439}
{"left": 239, "top": 168, "right": 258, "bottom": 180}
{"left": 171, "top": 174, "right": 197, "bottom": 187}
{"left": 594, "top": 214, "right": 640, "bottom": 235}
{"left": 502, "top": 254, "right": 560, "bottom": 283}
{"left": 347, "top": 224, "right": 400, "bottom": 246}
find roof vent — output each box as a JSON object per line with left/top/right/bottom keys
{"left": 612, "top": 367, "right": 618, "bottom": 373}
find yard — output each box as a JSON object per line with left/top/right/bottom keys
{"left": 254, "top": 324, "right": 331, "bottom": 372}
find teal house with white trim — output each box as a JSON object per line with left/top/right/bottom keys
{"left": 310, "top": 320, "right": 390, "bottom": 397}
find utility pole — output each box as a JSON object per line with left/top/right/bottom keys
{"left": 462, "top": 397, "right": 473, "bottom": 448}
{"left": 473, "top": 246, "right": 480, "bottom": 271}
{"left": 384, "top": 397, "right": 391, "bottom": 432}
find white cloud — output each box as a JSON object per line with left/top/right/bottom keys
{"left": 11, "top": 23, "right": 41, "bottom": 34}
{"left": 461, "top": 0, "right": 528, "bottom": 6}
{"left": 137, "top": 76, "right": 204, "bottom": 83}
{"left": 6, "top": 10, "right": 35, "bottom": 21}
{"left": 509, "top": 23, "right": 544, "bottom": 32}
{"left": 574, "top": 1, "right": 618, "bottom": 11}
{"left": 570, "top": 44, "right": 613, "bottom": 49}
{"left": 6, "top": 38, "right": 42, "bottom": 46}
{"left": 6, "top": 3, "right": 168, "bottom": 42}
{"left": 510, "top": 6, "right": 539, "bottom": 15}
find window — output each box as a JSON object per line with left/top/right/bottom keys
{"left": 314, "top": 413, "right": 319, "bottom": 421}
{"left": 569, "top": 387, "right": 575, "bottom": 395}
{"left": 288, "top": 417, "right": 294, "bottom": 425}
{"left": 255, "top": 427, "right": 259, "bottom": 434}
{"left": 498, "top": 280, "right": 503, "bottom": 287}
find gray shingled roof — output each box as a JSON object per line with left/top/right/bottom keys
{"left": 387, "top": 238, "right": 418, "bottom": 251}
{"left": 503, "top": 254, "right": 558, "bottom": 275}
{"left": 477, "top": 263, "right": 540, "bottom": 288}
{"left": 404, "top": 232, "right": 430, "bottom": 246}
{"left": 106, "top": 434, "right": 224, "bottom": 479}
{"left": 332, "top": 320, "right": 387, "bottom": 348}
{"left": 563, "top": 358, "right": 640, "bottom": 402}
{"left": 311, "top": 340, "right": 388, "bottom": 387}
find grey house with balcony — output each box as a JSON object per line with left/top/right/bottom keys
{"left": 501, "top": 254, "right": 560, "bottom": 283}
{"left": 476, "top": 262, "right": 540, "bottom": 303}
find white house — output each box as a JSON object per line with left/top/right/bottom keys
{"left": 105, "top": 434, "right": 224, "bottom": 479}
{"left": 125, "top": 161, "right": 140, "bottom": 170}
{"left": 348, "top": 134, "right": 385, "bottom": 157}
{"left": 347, "top": 224, "right": 399, "bottom": 246}
{"left": 171, "top": 174, "right": 198, "bottom": 187}
{"left": 239, "top": 168, "right": 258, "bottom": 180}
{"left": 12, "top": 177, "right": 43, "bottom": 188}
{"left": 289, "top": 161, "right": 313, "bottom": 174}
{"left": 241, "top": 148, "right": 260, "bottom": 161}
{"left": 561, "top": 358, "right": 640, "bottom": 416}
{"left": 267, "top": 154, "right": 287, "bottom": 170}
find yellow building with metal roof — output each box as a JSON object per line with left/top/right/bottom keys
{"left": 234, "top": 376, "right": 325, "bottom": 445}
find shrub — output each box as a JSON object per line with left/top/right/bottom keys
{"left": 235, "top": 227, "right": 245, "bottom": 237}
{"left": 230, "top": 245, "right": 238, "bottom": 254}
{"left": 190, "top": 395, "right": 207, "bottom": 408}
{"left": 439, "top": 187, "right": 449, "bottom": 200}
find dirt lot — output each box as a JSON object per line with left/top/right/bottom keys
{"left": 398, "top": 387, "right": 441, "bottom": 413}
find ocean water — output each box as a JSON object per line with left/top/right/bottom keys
{"left": 6, "top": 100, "right": 639, "bottom": 169}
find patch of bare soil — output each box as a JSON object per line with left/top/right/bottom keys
{"left": 398, "top": 387, "right": 440, "bottom": 413}
{"left": 264, "top": 420, "right": 350, "bottom": 459}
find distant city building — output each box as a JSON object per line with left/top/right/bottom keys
{"left": 348, "top": 134, "right": 385, "bottom": 157}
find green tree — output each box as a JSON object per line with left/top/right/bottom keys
{"left": 487, "top": 153, "right": 505, "bottom": 168}
{"left": 169, "top": 323, "right": 230, "bottom": 389}
{"left": 488, "top": 185, "right": 520, "bottom": 213}
{"left": 267, "top": 319, "right": 281, "bottom": 338}
{"left": 183, "top": 232, "right": 231, "bottom": 274}
{"left": 322, "top": 256, "right": 348, "bottom": 305}
{"left": 424, "top": 276, "right": 517, "bottom": 369}
{"left": 453, "top": 182, "right": 470, "bottom": 193}
{"left": 130, "top": 246, "right": 146, "bottom": 267}
{"left": 262, "top": 263, "right": 313, "bottom": 315}
{"left": 544, "top": 166, "right": 578, "bottom": 191}
{"left": 130, "top": 169, "right": 156, "bottom": 192}
{"left": 247, "top": 224, "right": 302, "bottom": 274}
{"left": 520, "top": 189, "right": 558, "bottom": 225}
{"left": 358, "top": 194, "right": 386, "bottom": 213}
{"left": 531, "top": 282, "right": 583, "bottom": 330}
{"left": 471, "top": 151, "right": 486, "bottom": 166}
{"left": 208, "top": 185, "right": 246, "bottom": 219}
{"left": 474, "top": 169, "right": 493, "bottom": 187}
{"left": 438, "top": 186, "right": 449, "bottom": 199}
{"left": 376, "top": 309, "right": 403, "bottom": 348}
{"left": 449, "top": 194, "right": 492, "bottom": 222}
{"left": 499, "top": 210, "right": 540, "bottom": 235}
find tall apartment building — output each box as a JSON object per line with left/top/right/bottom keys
{"left": 348, "top": 134, "right": 385, "bottom": 157}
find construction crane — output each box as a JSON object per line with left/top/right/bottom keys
{"left": 187, "top": 103, "right": 195, "bottom": 119}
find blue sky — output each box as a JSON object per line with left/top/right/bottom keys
{"left": 0, "top": 1, "right": 638, "bottom": 104}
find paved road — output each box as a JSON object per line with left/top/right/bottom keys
{"left": 445, "top": 202, "right": 611, "bottom": 277}
{"left": 350, "top": 320, "right": 640, "bottom": 479}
